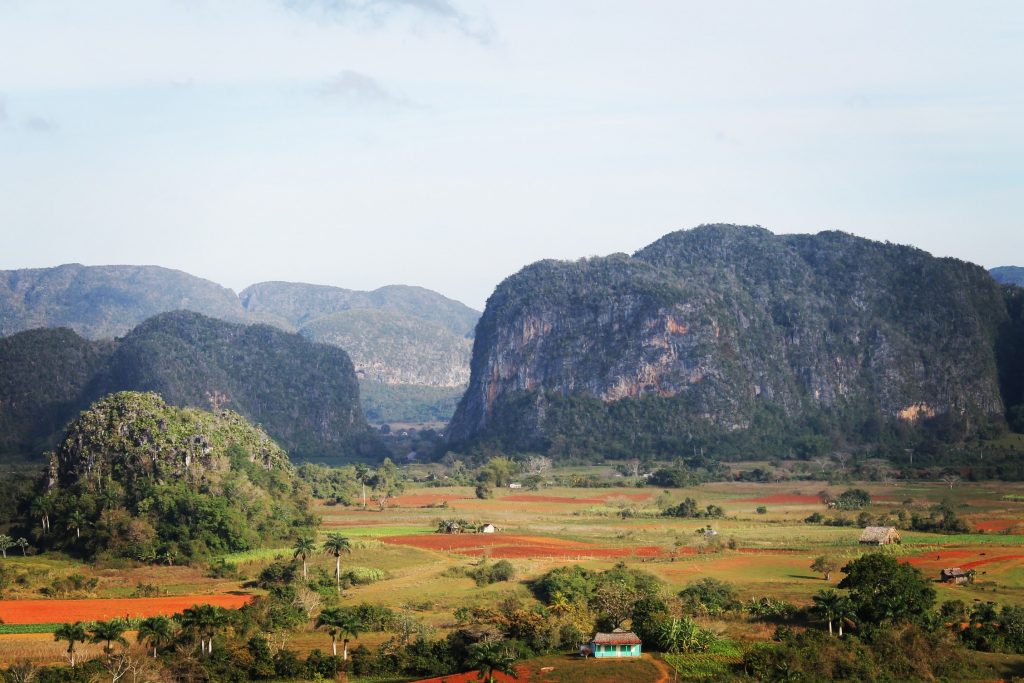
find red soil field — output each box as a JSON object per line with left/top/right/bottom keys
{"left": 972, "top": 519, "right": 1022, "bottom": 532}
{"left": 381, "top": 533, "right": 680, "bottom": 560}
{"left": 903, "top": 550, "right": 977, "bottom": 567}
{"left": 502, "top": 493, "right": 652, "bottom": 504}
{"left": 960, "top": 555, "right": 1024, "bottom": 570}
{"left": 0, "top": 594, "right": 252, "bottom": 625}
{"left": 732, "top": 494, "right": 823, "bottom": 504}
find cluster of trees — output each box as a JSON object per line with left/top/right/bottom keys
{"left": 661, "top": 498, "right": 725, "bottom": 519}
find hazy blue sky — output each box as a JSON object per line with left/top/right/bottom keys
{"left": 1, "top": 1, "right": 1022, "bottom": 309}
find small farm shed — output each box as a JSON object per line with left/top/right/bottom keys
{"left": 940, "top": 568, "right": 974, "bottom": 585}
{"left": 859, "top": 527, "right": 901, "bottom": 545}
{"left": 481, "top": 524, "right": 496, "bottom": 534}
{"left": 585, "top": 629, "right": 642, "bottom": 658}
{"left": 508, "top": 482, "right": 523, "bottom": 489}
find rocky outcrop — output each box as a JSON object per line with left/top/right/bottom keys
{"left": 448, "top": 225, "right": 1009, "bottom": 454}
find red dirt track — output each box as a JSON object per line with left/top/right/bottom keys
{"left": 0, "top": 594, "right": 252, "bottom": 624}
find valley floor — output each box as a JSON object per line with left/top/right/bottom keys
{"left": 3, "top": 475, "right": 1024, "bottom": 679}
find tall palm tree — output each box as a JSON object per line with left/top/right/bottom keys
{"left": 322, "top": 534, "right": 352, "bottom": 592}
{"left": 293, "top": 536, "right": 317, "bottom": 581}
{"left": 178, "top": 604, "right": 227, "bottom": 655}
{"left": 354, "top": 464, "right": 369, "bottom": 509}
{"left": 89, "top": 619, "right": 128, "bottom": 656}
{"left": 466, "top": 642, "right": 519, "bottom": 683}
{"left": 834, "top": 596, "right": 855, "bottom": 637}
{"left": 68, "top": 509, "right": 87, "bottom": 540}
{"left": 335, "top": 611, "right": 362, "bottom": 661}
{"left": 29, "top": 497, "right": 52, "bottom": 534}
{"left": 53, "top": 622, "right": 87, "bottom": 667}
{"left": 811, "top": 589, "right": 842, "bottom": 636}
{"left": 137, "top": 615, "right": 175, "bottom": 657}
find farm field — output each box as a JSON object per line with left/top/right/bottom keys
{"left": 2, "top": 477, "right": 1024, "bottom": 677}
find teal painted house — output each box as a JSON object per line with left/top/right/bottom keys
{"left": 586, "top": 629, "right": 642, "bottom": 658}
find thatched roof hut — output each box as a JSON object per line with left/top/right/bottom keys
{"left": 859, "top": 526, "right": 901, "bottom": 545}
{"left": 940, "top": 568, "right": 974, "bottom": 584}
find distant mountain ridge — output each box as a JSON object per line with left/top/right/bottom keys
{"left": 449, "top": 225, "right": 1015, "bottom": 458}
{"left": 0, "top": 311, "right": 369, "bottom": 460}
{"left": 991, "top": 266, "right": 1024, "bottom": 287}
{"left": 0, "top": 264, "right": 480, "bottom": 423}
{"left": 0, "top": 263, "right": 248, "bottom": 339}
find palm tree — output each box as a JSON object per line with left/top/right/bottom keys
{"left": 354, "top": 463, "right": 369, "bottom": 509}
{"left": 89, "top": 619, "right": 128, "bottom": 656}
{"left": 14, "top": 538, "right": 28, "bottom": 556}
{"left": 834, "top": 596, "right": 855, "bottom": 637}
{"left": 137, "top": 615, "right": 175, "bottom": 657}
{"left": 316, "top": 608, "right": 362, "bottom": 659}
{"left": 53, "top": 622, "right": 87, "bottom": 667}
{"left": 30, "top": 497, "right": 52, "bottom": 534}
{"left": 335, "top": 611, "right": 362, "bottom": 661}
{"left": 178, "top": 604, "right": 229, "bottom": 656}
{"left": 322, "top": 534, "right": 352, "bottom": 592}
{"left": 68, "top": 509, "right": 87, "bottom": 540}
{"left": 466, "top": 642, "right": 519, "bottom": 683}
{"left": 548, "top": 592, "right": 572, "bottom": 616}
{"left": 293, "top": 536, "right": 317, "bottom": 581}
{"left": 811, "top": 589, "right": 843, "bottom": 636}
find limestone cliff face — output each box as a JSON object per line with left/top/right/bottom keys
{"left": 448, "top": 226, "right": 1008, "bottom": 450}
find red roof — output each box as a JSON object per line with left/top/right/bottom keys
{"left": 592, "top": 631, "right": 641, "bottom": 645}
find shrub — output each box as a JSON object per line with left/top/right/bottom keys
{"left": 679, "top": 578, "right": 739, "bottom": 615}
{"left": 835, "top": 488, "right": 871, "bottom": 510}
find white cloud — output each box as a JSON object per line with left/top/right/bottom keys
{"left": 317, "top": 70, "right": 412, "bottom": 106}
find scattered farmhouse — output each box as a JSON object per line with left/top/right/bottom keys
{"left": 508, "top": 482, "right": 523, "bottom": 489}
{"left": 940, "top": 568, "right": 974, "bottom": 585}
{"left": 582, "top": 629, "right": 642, "bottom": 658}
{"left": 859, "top": 526, "right": 901, "bottom": 545}
{"left": 481, "top": 523, "right": 496, "bottom": 534}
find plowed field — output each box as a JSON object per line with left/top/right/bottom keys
{"left": 380, "top": 533, "right": 677, "bottom": 559}
{"left": 502, "top": 493, "right": 652, "bottom": 504}
{"left": 0, "top": 594, "right": 252, "bottom": 624}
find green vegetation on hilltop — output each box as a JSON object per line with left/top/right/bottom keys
{"left": 36, "top": 391, "right": 317, "bottom": 562}
{"left": 0, "top": 328, "right": 113, "bottom": 455}
{"left": 0, "top": 311, "right": 373, "bottom": 460}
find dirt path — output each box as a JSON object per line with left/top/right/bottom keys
{"left": 649, "top": 654, "right": 673, "bottom": 683}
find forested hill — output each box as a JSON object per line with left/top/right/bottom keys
{"left": 0, "top": 311, "right": 370, "bottom": 460}
{"left": 991, "top": 266, "right": 1024, "bottom": 286}
{"left": 448, "top": 225, "right": 1017, "bottom": 459}
{"left": 41, "top": 391, "right": 314, "bottom": 561}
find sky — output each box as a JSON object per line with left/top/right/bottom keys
{"left": 1, "top": 1, "right": 1022, "bottom": 310}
